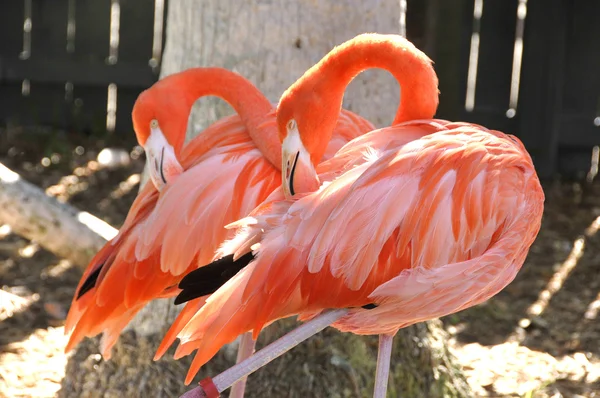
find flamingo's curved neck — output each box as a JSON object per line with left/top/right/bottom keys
{"left": 168, "top": 68, "right": 281, "bottom": 169}
{"left": 316, "top": 34, "right": 439, "bottom": 124}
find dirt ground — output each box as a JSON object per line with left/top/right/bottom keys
{"left": 1, "top": 129, "right": 599, "bottom": 397}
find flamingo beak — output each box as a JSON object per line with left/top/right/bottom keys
{"left": 143, "top": 124, "right": 184, "bottom": 191}
{"left": 281, "top": 128, "right": 319, "bottom": 198}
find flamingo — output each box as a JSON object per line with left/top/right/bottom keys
{"left": 166, "top": 34, "right": 545, "bottom": 398}
{"left": 64, "top": 67, "right": 375, "bottom": 397}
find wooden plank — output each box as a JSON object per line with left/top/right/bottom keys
{"left": 0, "top": 3, "right": 24, "bottom": 56}
{"left": 113, "top": 0, "right": 158, "bottom": 133}
{"left": 160, "top": 0, "right": 168, "bottom": 69}
{"left": 472, "top": 0, "right": 518, "bottom": 113}
{"left": 1, "top": 57, "right": 158, "bottom": 88}
{"left": 457, "top": 0, "right": 518, "bottom": 135}
{"left": 541, "top": 0, "right": 569, "bottom": 179}
{"left": 119, "top": 0, "right": 154, "bottom": 64}
{"left": 428, "top": 0, "right": 469, "bottom": 121}
{"left": 73, "top": 0, "right": 110, "bottom": 62}
{"left": 558, "top": 115, "right": 600, "bottom": 147}
{"left": 21, "top": 0, "right": 72, "bottom": 129}
{"left": 406, "top": 0, "right": 428, "bottom": 50}
{"left": 70, "top": 84, "right": 108, "bottom": 136}
{"left": 15, "top": 82, "right": 71, "bottom": 129}
{"left": 116, "top": 88, "right": 142, "bottom": 137}
{"left": 517, "top": 0, "right": 569, "bottom": 178}
{"left": 557, "top": 148, "right": 595, "bottom": 180}
{"left": 0, "top": 3, "right": 26, "bottom": 126}
{"left": 0, "top": 83, "right": 27, "bottom": 127}
{"left": 457, "top": 0, "right": 475, "bottom": 121}
{"left": 513, "top": 0, "right": 548, "bottom": 150}
{"left": 70, "top": 0, "right": 111, "bottom": 134}
{"left": 560, "top": 1, "right": 600, "bottom": 116}
{"left": 30, "top": 0, "right": 69, "bottom": 57}
{"left": 556, "top": 0, "right": 600, "bottom": 180}
{"left": 553, "top": 1, "right": 600, "bottom": 180}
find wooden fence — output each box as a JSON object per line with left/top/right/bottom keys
{"left": 1, "top": 0, "right": 599, "bottom": 179}
{"left": 415, "top": 0, "right": 600, "bottom": 179}
{"left": 0, "top": 0, "right": 167, "bottom": 136}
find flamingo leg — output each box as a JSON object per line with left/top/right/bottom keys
{"left": 179, "top": 309, "right": 349, "bottom": 398}
{"left": 373, "top": 333, "right": 394, "bottom": 398}
{"left": 228, "top": 332, "right": 256, "bottom": 398}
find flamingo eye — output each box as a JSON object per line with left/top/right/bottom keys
{"left": 287, "top": 119, "right": 297, "bottom": 131}
{"left": 150, "top": 119, "right": 159, "bottom": 129}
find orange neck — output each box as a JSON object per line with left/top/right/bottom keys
{"left": 159, "top": 67, "right": 281, "bottom": 169}
{"left": 328, "top": 33, "right": 439, "bottom": 124}
{"left": 282, "top": 34, "right": 439, "bottom": 165}
{"left": 320, "top": 34, "right": 439, "bottom": 124}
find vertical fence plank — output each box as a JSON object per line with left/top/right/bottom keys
{"left": 425, "top": 0, "right": 470, "bottom": 121}
{"left": 474, "top": 0, "right": 518, "bottom": 113}
{"left": 0, "top": 4, "right": 24, "bottom": 55}
{"left": 458, "top": 0, "right": 475, "bottom": 120}
{"left": 119, "top": 0, "right": 154, "bottom": 63}
{"left": 73, "top": 0, "right": 110, "bottom": 63}
{"left": 556, "top": 1, "right": 600, "bottom": 177}
{"left": 71, "top": 0, "right": 111, "bottom": 135}
{"left": 116, "top": 0, "right": 157, "bottom": 135}
{"left": 462, "top": 0, "right": 518, "bottom": 134}
{"left": 0, "top": 3, "right": 26, "bottom": 127}
{"left": 518, "top": 0, "right": 568, "bottom": 178}
{"left": 30, "top": 0, "right": 69, "bottom": 57}
{"left": 118, "top": 90, "right": 145, "bottom": 137}
{"left": 405, "top": 0, "right": 428, "bottom": 50}
{"left": 560, "top": 1, "right": 600, "bottom": 120}
{"left": 22, "top": 0, "right": 72, "bottom": 129}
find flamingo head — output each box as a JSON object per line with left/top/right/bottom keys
{"left": 132, "top": 87, "right": 185, "bottom": 191}
{"left": 276, "top": 78, "right": 343, "bottom": 198}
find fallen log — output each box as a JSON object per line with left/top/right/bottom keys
{"left": 0, "top": 161, "right": 117, "bottom": 268}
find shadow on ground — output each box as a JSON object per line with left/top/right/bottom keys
{"left": 442, "top": 180, "right": 600, "bottom": 396}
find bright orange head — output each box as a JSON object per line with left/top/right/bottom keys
{"left": 276, "top": 80, "right": 342, "bottom": 197}
{"left": 132, "top": 77, "right": 196, "bottom": 151}
{"left": 131, "top": 77, "right": 195, "bottom": 190}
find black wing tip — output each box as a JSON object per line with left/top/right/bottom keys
{"left": 175, "top": 252, "right": 255, "bottom": 305}
{"left": 174, "top": 290, "right": 197, "bottom": 305}
{"left": 178, "top": 254, "right": 237, "bottom": 289}
{"left": 76, "top": 265, "right": 103, "bottom": 300}
{"left": 361, "top": 303, "right": 378, "bottom": 310}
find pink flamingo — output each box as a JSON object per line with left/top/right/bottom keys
{"left": 169, "top": 34, "right": 545, "bottom": 397}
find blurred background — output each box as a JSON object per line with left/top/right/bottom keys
{"left": 1, "top": 1, "right": 599, "bottom": 397}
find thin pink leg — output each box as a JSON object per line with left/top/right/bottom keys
{"left": 179, "top": 309, "right": 349, "bottom": 398}
{"left": 228, "top": 332, "right": 256, "bottom": 398}
{"left": 373, "top": 334, "right": 394, "bottom": 398}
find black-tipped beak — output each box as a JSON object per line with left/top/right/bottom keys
{"left": 287, "top": 151, "right": 300, "bottom": 196}
{"left": 144, "top": 125, "right": 183, "bottom": 191}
